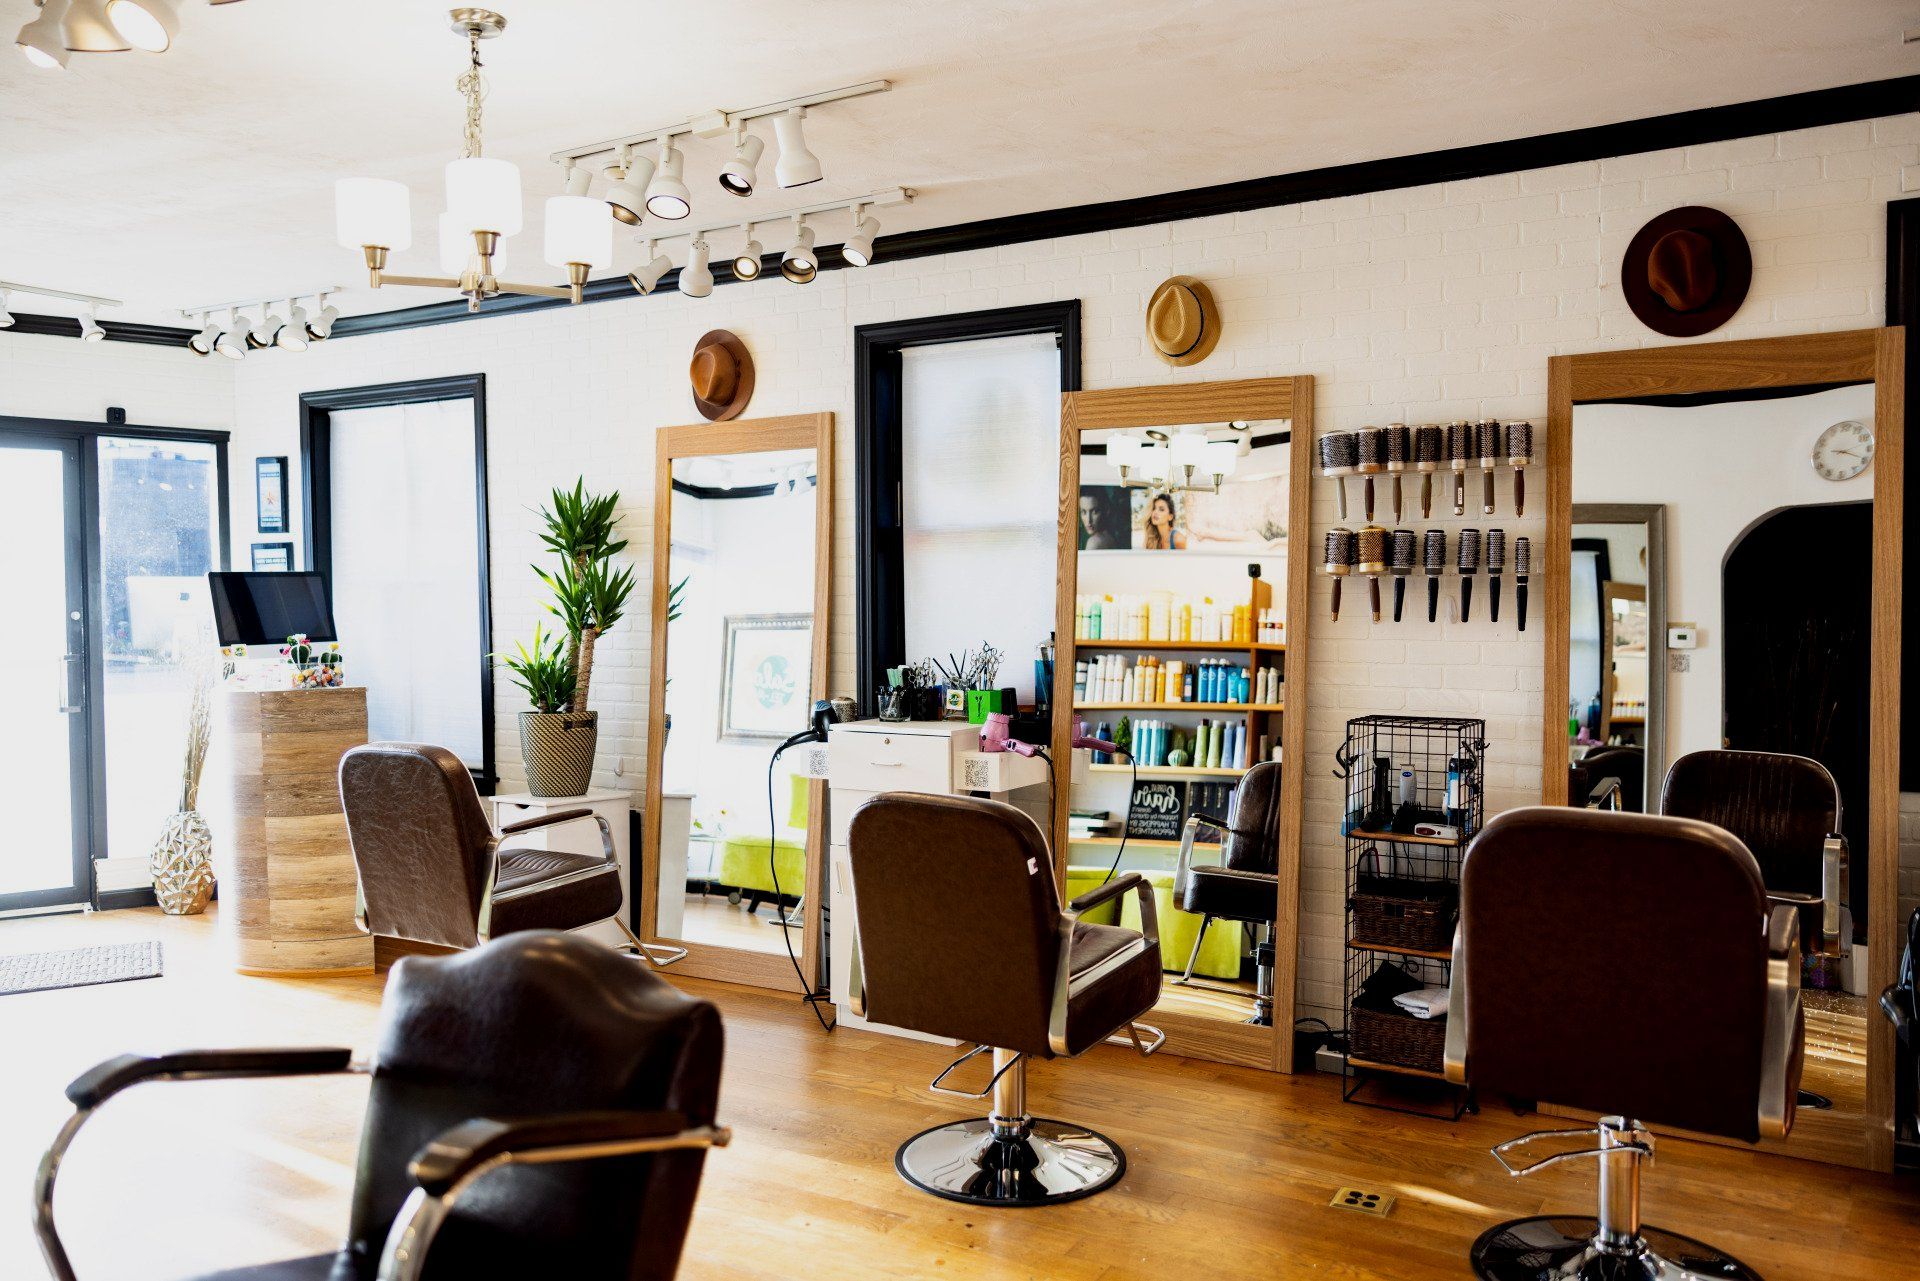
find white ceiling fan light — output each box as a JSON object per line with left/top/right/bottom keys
{"left": 772, "top": 106, "right": 822, "bottom": 189}
{"left": 628, "top": 239, "right": 672, "bottom": 295}
{"left": 105, "top": 0, "right": 177, "bottom": 53}
{"left": 644, "top": 136, "right": 692, "bottom": 220}
{"left": 842, "top": 205, "right": 880, "bottom": 268}
{"left": 680, "top": 235, "right": 713, "bottom": 298}
{"left": 718, "top": 125, "right": 764, "bottom": 197}
{"left": 780, "top": 216, "right": 817, "bottom": 284}
{"left": 17, "top": 0, "right": 71, "bottom": 68}
{"left": 60, "top": 0, "right": 128, "bottom": 52}
{"left": 277, "top": 298, "right": 309, "bottom": 350}
{"left": 602, "top": 146, "right": 653, "bottom": 226}
{"left": 77, "top": 307, "right": 105, "bottom": 342}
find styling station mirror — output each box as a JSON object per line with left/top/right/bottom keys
{"left": 1546, "top": 331, "right": 1903, "bottom": 1170}
{"left": 642, "top": 413, "right": 834, "bottom": 990}
{"left": 1052, "top": 377, "right": 1313, "bottom": 1071}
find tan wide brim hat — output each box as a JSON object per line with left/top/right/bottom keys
{"left": 1147, "top": 275, "right": 1221, "bottom": 367}
{"left": 690, "top": 329, "right": 755, "bottom": 421}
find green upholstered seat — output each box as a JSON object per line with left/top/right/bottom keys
{"left": 1070, "top": 865, "right": 1242, "bottom": 980}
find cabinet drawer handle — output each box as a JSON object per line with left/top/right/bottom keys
{"left": 867, "top": 760, "right": 904, "bottom": 768}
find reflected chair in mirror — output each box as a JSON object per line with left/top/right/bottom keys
{"left": 1569, "top": 744, "right": 1643, "bottom": 812}
{"left": 1881, "top": 906, "right": 1919, "bottom": 1163}
{"left": 1172, "top": 759, "right": 1282, "bottom": 1024}
{"left": 34, "top": 932, "right": 729, "bottom": 1281}
{"left": 847, "top": 792, "right": 1165, "bottom": 1206}
{"left": 340, "top": 743, "right": 685, "bottom": 969}
{"left": 1659, "top": 749, "right": 1851, "bottom": 989}
{"left": 1445, "top": 807, "right": 1802, "bottom": 1281}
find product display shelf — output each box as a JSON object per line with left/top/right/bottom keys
{"left": 1089, "top": 762, "right": 1245, "bottom": 778}
{"left": 1073, "top": 701, "right": 1284, "bottom": 713}
{"left": 1337, "top": 713, "right": 1486, "bottom": 1120}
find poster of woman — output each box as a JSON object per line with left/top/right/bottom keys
{"left": 1136, "top": 489, "right": 1187, "bottom": 550}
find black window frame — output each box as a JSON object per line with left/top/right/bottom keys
{"left": 852, "top": 302, "right": 1081, "bottom": 710}
{"left": 298, "top": 374, "right": 495, "bottom": 793}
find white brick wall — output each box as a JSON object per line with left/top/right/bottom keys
{"left": 0, "top": 328, "right": 233, "bottom": 429}
{"left": 12, "top": 114, "right": 1920, "bottom": 1014}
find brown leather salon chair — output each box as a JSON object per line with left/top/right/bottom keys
{"left": 1445, "top": 807, "right": 1802, "bottom": 1281}
{"left": 1571, "top": 744, "right": 1644, "bottom": 812}
{"left": 1173, "top": 758, "right": 1282, "bottom": 1024}
{"left": 1661, "top": 748, "right": 1851, "bottom": 978}
{"left": 339, "top": 743, "right": 683, "bottom": 967}
{"left": 34, "top": 931, "right": 728, "bottom": 1281}
{"left": 847, "top": 792, "right": 1165, "bottom": 1206}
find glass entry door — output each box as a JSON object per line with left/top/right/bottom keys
{"left": 0, "top": 434, "right": 92, "bottom": 910}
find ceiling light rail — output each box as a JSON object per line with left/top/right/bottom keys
{"left": 645, "top": 187, "right": 912, "bottom": 248}
{"left": 546, "top": 80, "right": 890, "bottom": 169}
{"left": 0, "top": 278, "right": 120, "bottom": 335}
{"left": 179, "top": 288, "right": 342, "bottom": 357}
{"left": 626, "top": 188, "right": 911, "bottom": 297}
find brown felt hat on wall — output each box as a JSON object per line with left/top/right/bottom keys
{"left": 1146, "top": 275, "right": 1221, "bottom": 366}
{"left": 689, "top": 329, "right": 755, "bottom": 421}
{"left": 1621, "top": 206, "right": 1752, "bottom": 338}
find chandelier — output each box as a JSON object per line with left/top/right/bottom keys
{"left": 1104, "top": 425, "right": 1246, "bottom": 493}
{"left": 333, "top": 9, "right": 608, "bottom": 313}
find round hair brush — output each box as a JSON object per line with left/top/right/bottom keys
{"left": 1486, "top": 528, "right": 1506, "bottom": 623}
{"left": 1413, "top": 424, "right": 1443, "bottom": 519}
{"left": 1446, "top": 420, "right": 1473, "bottom": 517}
{"left": 1456, "top": 526, "right": 1482, "bottom": 622}
{"left": 1514, "top": 535, "right": 1532, "bottom": 633}
{"left": 1476, "top": 420, "right": 1501, "bottom": 515}
{"left": 1389, "top": 527, "right": 1417, "bottom": 623}
{"left": 1506, "top": 421, "right": 1534, "bottom": 517}
{"left": 1356, "top": 524, "right": 1389, "bottom": 623}
{"left": 1318, "top": 432, "right": 1357, "bottom": 520}
{"left": 1356, "top": 427, "right": 1385, "bottom": 522}
{"left": 1323, "top": 527, "right": 1356, "bottom": 621}
{"left": 1423, "top": 529, "right": 1447, "bottom": 623}
{"left": 1383, "top": 423, "right": 1411, "bottom": 523}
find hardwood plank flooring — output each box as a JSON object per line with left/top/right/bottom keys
{"left": 0, "top": 908, "right": 1912, "bottom": 1280}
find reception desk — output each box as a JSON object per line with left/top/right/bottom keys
{"left": 209, "top": 685, "right": 373, "bottom": 974}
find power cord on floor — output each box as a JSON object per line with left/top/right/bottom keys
{"left": 767, "top": 751, "right": 835, "bottom": 1032}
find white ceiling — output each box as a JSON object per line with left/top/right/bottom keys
{"left": 2, "top": 0, "right": 1915, "bottom": 325}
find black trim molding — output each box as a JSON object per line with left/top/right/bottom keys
{"left": 5, "top": 311, "right": 198, "bottom": 346}
{"left": 853, "top": 301, "right": 1081, "bottom": 709}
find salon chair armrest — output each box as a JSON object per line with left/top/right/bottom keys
{"left": 1174, "top": 811, "right": 1230, "bottom": 887}
{"left": 1818, "top": 834, "right": 1849, "bottom": 952}
{"left": 1443, "top": 924, "right": 1469, "bottom": 1085}
{"left": 1758, "top": 903, "right": 1803, "bottom": 1140}
{"left": 1585, "top": 777, "right": 1621, "bottom": 811}
{"left": 39, "top": 1048, "right": 361, "bottom": 1281}
{"left": 498, "top": 806, "right": 595, "bottom": 836}
{"left": 1047, "top": 871, "right": 1160, "bottom": 1058}
{"left": 380, "top": 1111, "right": 730, "bottom": 1281}
{"left": 1067, "top": 869, "right": 1150, "bottom": 918}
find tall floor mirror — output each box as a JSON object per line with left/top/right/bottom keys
{"left": 642, "top": 413, "right": 834, "bottom": 989}
{"left": 1545, "top": 330, "right": 1903, "bottom": 1170}
{"left": 1052, "top": 377, "right": 1313, "bottom": 1071}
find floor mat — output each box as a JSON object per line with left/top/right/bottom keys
{"left": 0, "top": 940, "right": 163, "bottom": 996}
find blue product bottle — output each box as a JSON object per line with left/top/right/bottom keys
{"left": 1094, "top": 721, "right": 1112, "bottom": 765}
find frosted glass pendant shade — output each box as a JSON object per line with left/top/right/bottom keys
{"left": 544, "top": 194, "right": 611, "bottom": 268}
{"left": 1204, "top": 441, "right": 1239, "bottom": 478}
{"left": 445, "top": 157, "right": 522, "bottom": 237}
{"left": 335, "top": 178, "right": 412, "bottom": 250}
{"left": 1169, "top": 430, "right": 1208, "bottom": 473}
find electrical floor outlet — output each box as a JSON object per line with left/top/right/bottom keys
{"left": 1331, "top": 1186, "right": 1395, "bottom": 1217}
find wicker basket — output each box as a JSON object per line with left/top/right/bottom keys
{"left": 1350, "top": 1001, "right": 1448, "bottom": 1073}
{"left": 1351, "top": 876, "right": 1457, "bottom": 953}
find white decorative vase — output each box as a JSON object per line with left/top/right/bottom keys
{"left": 150, "top": 809, "right": 215, "bottom": 915}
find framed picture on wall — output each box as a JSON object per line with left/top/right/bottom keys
{"left": 719, "top": 612, "right": 812, "bottom": 742}
{"left": 250, "top": 541, "right": 294, "bottom": 572}
{"left": 256, "top": 456, "right": 288, "bottom": 533}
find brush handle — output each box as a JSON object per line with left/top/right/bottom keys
{"left": 1461, "top": 576, "right": 1474, "bottom": 623}
{"left": 1514, "top": 469, "right": 1525, "bottom": 517}
{"left": 1394, "top": 577, "right": 1408, "bottom": 622}
{"left": 1517, "top": 579, "right": 1529, "bottom": 632}
{"left": 1421, "top": 474, "right": 1433, "bottom": 519}
{"left": 1428, "top": 577, "right": 1439, "bottom": 623}
{"left": 1331, "top": 579, "right": 1343, "bottom": 622}
{"left": 1392, "top": 476, "right": 1404, "bottom": 524}
{"left": 1490, "top": 575, "right": 1503, "bottom": 623}
{"left": 1363, "top": 475, "right": 1376, "bottom": 522}
{"left": 1453, "top": 471, "right": 1466, "bottom": 516}
{"left": 1482, "top": 469, "right": 1495, "bottom": 515}
{"left": 1369, "top": 576, "right": 1381, "bottom": 623}
{"left": 1336, "top": 477, "right": 1348, "bottom": 521}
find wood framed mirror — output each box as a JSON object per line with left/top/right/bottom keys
{"left": 641, "top": 412, "right": 834, "bottom": 990}
{"left": 1544, "top": 329, "right": 1903, "bottom": 1170}
{"left": 1050, "top": 376, "right": 1313, "bottom": 1071}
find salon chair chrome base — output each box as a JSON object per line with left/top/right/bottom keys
{"left": 1472, "top": 1119, "right": 1759, "bottom": 1281}
{"left": 1471, "top": 1218, "right": 1759, "bottom": 1281}
{"left": 895, "top": 1116, "right": 1126, "bottom": 1206}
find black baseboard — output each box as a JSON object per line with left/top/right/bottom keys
{"left": 95, "top": 887, "right": 158, "bottom": 912}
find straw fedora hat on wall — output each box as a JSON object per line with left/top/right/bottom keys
{"left": 1621, "top": 206, "right": 1752, "bottom": 338}
{"left": 689, "top": 329, "right": 756, "bottom": 421}
{"left": 1146, "top": 275, "right": 1221, "bottom": 366}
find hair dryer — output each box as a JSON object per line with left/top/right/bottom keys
{"left": 1071, "top": 717, "right": 1123, "bottom": 756}
{"left": 773, "top": 699, "right": 839, "bottom": 757}
{"left": 979, "top": 712, "right": 1040, "bottom": 757}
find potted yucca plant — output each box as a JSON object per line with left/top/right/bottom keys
{"left": 504, "top": 481, "right": 636, "bottom": 796}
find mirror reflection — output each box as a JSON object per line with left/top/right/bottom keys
{"left": 1566, "top": 383, "right": 1874, "bottom": 1124}
{"left": 1069, "top": 420, "right": 1290, "bottom": 1026}
{"left": 657, "top": 447, "right": 819, "bottom": 958}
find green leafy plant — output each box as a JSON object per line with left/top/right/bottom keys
{"left": 495, "top": 621, "right": 577, "bottom": 714}
{"left": 518, "top": 479, "right": 637, "bottom": 715}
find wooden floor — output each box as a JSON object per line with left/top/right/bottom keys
{"left": 2, "top": 908, "right": 1914, "bottom": 1281}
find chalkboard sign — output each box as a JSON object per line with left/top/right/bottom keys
{"left": 1126, "top": 780, "right": 1185, "bottom": 840}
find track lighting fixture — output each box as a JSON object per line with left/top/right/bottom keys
{"left": 277, "top": 299, "right": 310, "bottom": 351}
{"left": 645, "top": 137, "right": 692, "bottom": 220}
{"left": 772, "top": 107, "right": 822, "bottom": 189}
{"left": 0, "top": 291, "right": 12, "bottom": 328}
{"left": 781, "top": 217, "right": 817, "bottom": 284}
{"left": 0, "top": 279, "right": 122, "bottom": 339}
{"left": 336, "top": 10, "right": 599, "bottom": 312}
{"left": 306, "top": 295, "right": 338, "bottom": 340}
{"left": 842, "top": 205, "right": 880, "bottom": 268}
{"left": 105, "top": 0, "right": 177, "bottom": 52}
{"left": 187, "top": 316, "right": 218, "bottom": 355}
{"left": 681, "top": 236, "right": 714, "bottom": 299}
{"left": 78, "top": 308, "right": 105, "bottom": 342}
{"left": 182, "top": 289, "right": 338, "bottom": 358}
{"left": 248, "top": 305, "right": 281, "bottom": 349}
{"left": 602, "top": 146, "right": 653, "bottom": 225}
{"left": 16, "top": 0, "right": 71, "bottom": 68}
{"left": 628, "top": 240, "right": 672, "bottom": 295}
{"left": 718, "top": 126, "right": 763, "bottom": 197}
{"left": 214, "top": 309, "right": 247, "bottom": 359}
{"left": 60, "top": 0, "right": 127, "bottom": 52}
{"left": 732, "top": 233, "right": 764, "bottom": 281}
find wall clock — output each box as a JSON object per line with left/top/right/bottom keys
{"left": 1811, "top": 419, "right": 1873, "bottom": 481}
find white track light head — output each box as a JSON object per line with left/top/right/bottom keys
{"left": 61, "top": 0, "right": 128, "bottom": 51}
{"left": 603, "top": 147, "right": 654, "bottom": 225}
{"left": 105, "top": 0, "right": 177, "bottom": 52}
{"left": 78, "top": 308, "right": 105, "bottom": 342}
{"left": 772, "top": 107, "right": 822, "bottom": 189}
{"left": 681, "top": 236, "right": 714, "bottom": 298}
{"left": 732, "top": 237, "right": 764, "bottom": 280}
{"left": 0, "top": 291, "right": 13, "bottom": 328}
{"left": 278, "top": 300, "right": 310, "bottom": 350}
{"left": 307, "top": 298, "right": 338, "bottom": 341}
{"left": 718, "top": 130, "right": 764, "bottom": 197}
{"left": 214, "top": 309, "right": 247, "bottom": 359}
{"left": 628, "top": 241, "right": 672, "bottom": 295}
{"left": 645, "top": 138, "right": 692, "bottom": 220}
{"left": 843, "top": 211, "right": 880, "bottom": 267}
{"left": 187, "top": 316, "right": 219, "bottom": 355}
{"left": 781, "top": 218, "right": 818, "bottom": 284}
{"left": 17, "top": 0, "right": 72, "bottom": 67}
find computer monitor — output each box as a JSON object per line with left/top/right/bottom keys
{"left": 207, "top": 571, "right": 338, "bottom": 647}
